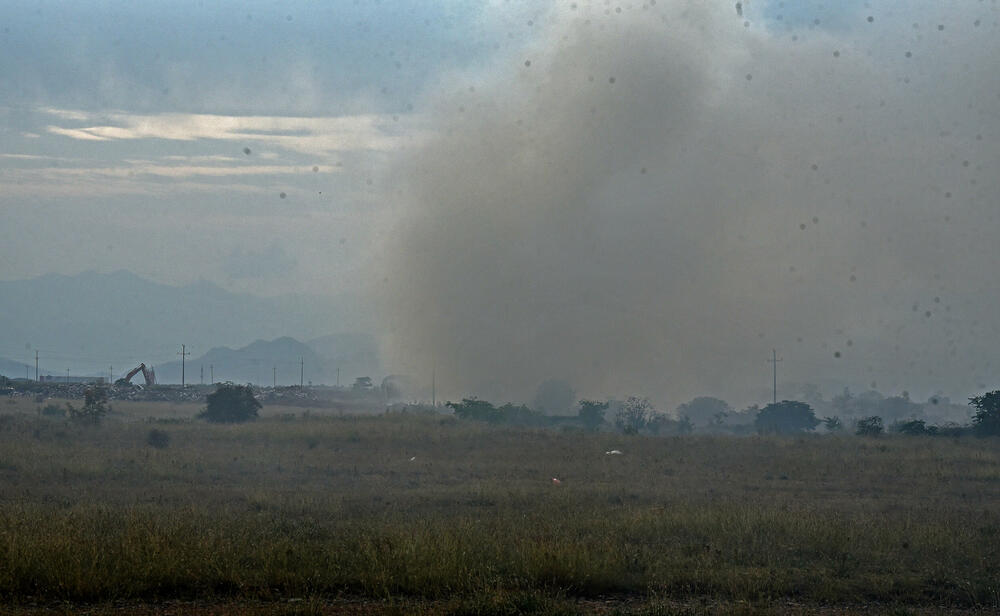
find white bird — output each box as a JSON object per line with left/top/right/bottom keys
{"left": 409, "top": 456, "right": 416, "bottom": 461}
{"left": 605, "top": 449, "right": 623, "bottom": 455}
{"left": 551, "top": 477, "right": 562, "bottom": 485}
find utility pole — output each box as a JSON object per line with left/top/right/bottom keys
{"left": 65, "top": 368, "right": 69, "bottom": 383}
{"left": 210, "top": 364, "right": 214, "bottom": 384}
{"left": 432, "top": 366, "right": 436, "bottom": 406}
{"left": 200, "top": 364, "right": 203, "bottom": 385}
{"left": 767, "top": 349, "right": 783, "bottom": 405}
{"left": 110, "top": 365, "right": 113, "bottom": 383}
{"left": 299, "top": 357, "right": 304, "bottom": 387}
{"left": 178, "top": 344, "right": 190, "bottom": 387}
{"left": 273, "top": 365, "right": 276, "bottom": 388}
{"left": 336, "top": 367, "right": 340, "bottom": 387}
{"left": 35, "top": 351, "right": 39, "bottom": 381}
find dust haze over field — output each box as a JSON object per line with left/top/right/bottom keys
{"left": 375, "top": 0, "right": 1000, "bottom": 408}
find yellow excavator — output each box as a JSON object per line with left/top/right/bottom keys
{"left": 117, "top": 363, "right": 156, "bottom": 386}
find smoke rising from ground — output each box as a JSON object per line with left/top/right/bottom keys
{"left": 374, "top": 1, "right": 1000, "bottom": 409}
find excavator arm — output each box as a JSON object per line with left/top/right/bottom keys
{"left": 118, "top": 363, "right": 156, "bottom": 386}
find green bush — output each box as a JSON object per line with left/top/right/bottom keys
{"left": 198, "top": 383, "right": 261, "bottom": 423}
{"left": 855, "top": 416, "right": 884, "bottom": 437}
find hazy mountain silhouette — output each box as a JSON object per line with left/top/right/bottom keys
{"left": 0, "top": 271, "right": 368, "bottom": 377}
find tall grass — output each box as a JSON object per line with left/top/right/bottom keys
{"left": 0, "top": 406, "right": 997, "bottom": 610}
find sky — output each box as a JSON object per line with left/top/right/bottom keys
{"left": 2, "top": 1, "right": 1000, "bottom": 409}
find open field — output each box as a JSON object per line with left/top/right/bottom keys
{"left": 0, "top": 398, "right": 998, "bottom": 614}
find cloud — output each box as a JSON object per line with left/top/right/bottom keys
{"left": 373, "top": 0, "right": 1000, "bottom": 407}
{"left": 41, "top": 109, "right": 416, "bottom": 156}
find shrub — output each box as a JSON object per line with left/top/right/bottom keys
{"left": 68, "top": 387, "right": 109, "bottom": 424}
{"left": 895, "top": 419, "right": 928, "bottom": 435}
{"left": 198, "top": 383, "right": 261, "bottom": 423}
{"left": 754, "top": 401, "right": 819, "bottom": 434}
{"left": 822, "top": 416, "right": 843, "bottom": 432}
{"left": 146, "top": 429, "right": 170, "bottom": 449}
{"left": 40, "top": 403, "right": 65, "bottom": 418}
{"left": 448, "top": 398, "right": 501, "bottom": 423}
{"left": 855, "top": 416, "right": 884, "bottom": 437}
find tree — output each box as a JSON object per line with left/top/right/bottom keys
{"left": 969, "top": 391, "right": 1000, "bottom": 436}
{"left": 822, "top": 416, "right": 843, "bottom": 432}
{"left": 577, "top": 399, "right": 608, "bottom": 431}
{"left": 199, "top": 383, "right": 261, "bottom": 423}
{"left": 675, "top": 396, "right": 731, "bottom": 428}
{"left": 855, "top": 416, "right": 884, "bottom": 437}
{"left": 353, "top": 376, "right": 374, "bottom": 392}
{"left": 754, "top": 400, "right": 819, "bottom": 435}
{"left": 615, "top": 396, "right": 655, "bottom": 435}
{"left": 69, "top": 386, "right": 109, "bottom": 424}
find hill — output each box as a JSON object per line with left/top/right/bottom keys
{"left": 0, "top": 271, "right": 367, "bottom": 377}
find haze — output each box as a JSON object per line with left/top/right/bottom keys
{"left": 2, "top": 0, "right": 998, "bottom": 409}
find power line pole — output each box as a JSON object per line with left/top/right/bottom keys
{"left": 109, "top": 365, "right": 113, "bottom": 383}
{"left": 178, "top": 344, "right": 190, "bottom": 388}
{"left": 200, "top": 364, "right": 204, "bottom": 385}
{"left": 336, "top": 367, "right": 340, "bottom": 387}
{"left": 299, "top": 357, "right": 304, "bottom": 387}
{"left": 767, "top": 349, "right": 783, "bottom": 404}
{"left": 431, "top": 366, "right": 436, "bottom": 406}
{"left": 35, "top": 351, "right": 38, "bottom": 381}
{"left": 273, "top": 365, "right": 276, "bottom": 388}
{"left": 210, "top": 364, "right": 214, "bottom": 385}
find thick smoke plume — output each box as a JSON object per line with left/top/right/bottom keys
{"left": 374, "top": 1, "right": 1000, "bottom": 409}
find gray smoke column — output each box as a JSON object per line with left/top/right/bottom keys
{"left": 373, "top": 1, "right": 1000, "bottom": 408}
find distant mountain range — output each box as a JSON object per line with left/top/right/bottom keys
{"left": 0, "top": 270, "right": 379, "bottom": 383}
{"left": 154, "top": 335, "right": 380, "bottom": 386}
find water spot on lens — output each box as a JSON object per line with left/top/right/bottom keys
{"left": 925, "top": 311, "right": 932, "bottom": 318}
{"left": 834, "top": 351, "right": 841, "bottom": 358}
{"left": 850, "top": 275, "right": 856, "bottom": 282}
{"left": 279, "top": 192, "right": 286, "bottom": 199}
{"left": 811, "top": 163, "right": 819, "bottom": 170}
{"left": 243, "top": 147, "right": 251, "bottom": 155}
{"left": 934, "top": 296, "right": 940, "bottom": 303}
{"left": 640, "top": 167, "right": 647, "bottom": 174}
{"left": 944, "top": 192, "right": 951, "bottom": 198}
{"left": 609, "top": 76, "right": 616, "bottom": 84}
{"left": 746, "top": 74, "right": 752, "bottom": 81}
{"left": 312, "top": 166, "right": 319, "bottom": 173}
{"left": 524, "top": 60, "right": 531, "bottom": 67}
{"left": 833, "top": 50, "right": 840, "bottom": 57}
{"left": 867, "top": 16, "right": 874, "bottom": 23}
{"left": 937, "top": 24, "right": 944, "bottom": 31}
{"left": 846, "top": 340, "right": 853, "bottom": 347}
{"left": 800, "top": 223, "right": 806, "bottom": 230}
{"left": 905, "top": 51, "right": 912, "bottom": 58}
{"left": 812, "top": 216, "right": 819, "bottom": 224}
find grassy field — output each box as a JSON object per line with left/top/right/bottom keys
{"left": 0, "top": 397, "right": 997, "bottom": 614}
